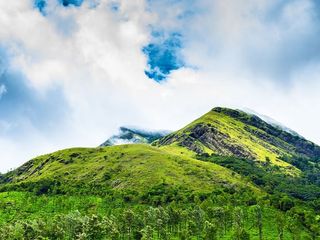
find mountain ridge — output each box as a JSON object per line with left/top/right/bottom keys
{"left": 154, "top": 107, "right": 320, "bottom": 176}
{"left": 242, "top": 108, "right": 302, "bottom": 137}
{"left": 100, "top": 126, "right": 171, "bottom": 146}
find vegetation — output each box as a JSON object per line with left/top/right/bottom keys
{"left": 0, "top": 144, "right": 256, "bottom": 195}
{"left": 0, "top": 107, "right": 320, "bottom": 239}
{"left": 155, "top": 108, "right": 320, "bottom": 176}
{"left": 0, "top": 190, "right": 319, "bottom": 239}
{"left": 196, "top": 154, "right": 320, "bottom": 203}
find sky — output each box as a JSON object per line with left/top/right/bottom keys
{"left": 1, "top": 0, "right": 320, "bottom": 172}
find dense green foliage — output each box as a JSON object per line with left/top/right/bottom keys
{"left": 0, "top": 190, "right": 319, "bottom": 240}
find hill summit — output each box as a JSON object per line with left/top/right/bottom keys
{"left": 155, "top": 107, "right": 320, "bottom": 174}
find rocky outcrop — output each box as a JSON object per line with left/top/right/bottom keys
{"left": 189, "top": 124, "right": 255, "bottom": 159}
{"left": 157, "top": 122, "right": 255, "bottom": 159}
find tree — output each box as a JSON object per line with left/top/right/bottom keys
{"left": 192, "top": 206, "right": 205, "bottom": 239}
{"left": 251, "top": 205, "right": 263, "bottom": 240}
{"left": 279, "top": 196, "right": 295, "bottom": 211}
{"left": 141, "top": 225, "right": 153, "bottom": 240}
{"left": 233, "top": 207, "right": 250, "bottom": 240}
{"left": 208, "top": 206, "right": 227, "bottom": 236}
{"left": 85, "top": 214, "right": 105, "bottom": 240}
{"left": 204, "top": 221, "right": 218, "bottom": 240}
{"left": 286, "top": 213, "right": 301, "bottom": 240}
{"left": 122, "top": 209, "right": 136, "bottom": 239}
{"left": 304, "top": 211, "right": 320, "bottom": 240}
{"left": 167, "top": 206, "right": 181, "bottom": 235}
{"left": 20, "top": 220, "right": 43, "bottom": 240}
{"left": 276, "top": 212, "right": 285, "bottom": 240}
{"left": 103, "top": 215, "right": 119, "bottom": 240}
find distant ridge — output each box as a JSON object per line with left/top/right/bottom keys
{"left": 100, "top": 126, "right": 171, "bottom": 146}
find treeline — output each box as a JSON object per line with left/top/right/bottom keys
{"left": 0, "top": 204, "right": 319, "bottom": 240}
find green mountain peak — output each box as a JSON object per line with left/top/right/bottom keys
{"left": 155, "top": 107, "right": 320, "bottom": 175}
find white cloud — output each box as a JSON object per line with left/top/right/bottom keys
{"left": 0, "top": 0, "right": 320, "bottom": 172}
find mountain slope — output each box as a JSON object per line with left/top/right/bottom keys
{"left": 0, "top": 144, "right": 258, "bottom": 196}
{"left": 155, "top": 107, "right": 320, "bottom": 174}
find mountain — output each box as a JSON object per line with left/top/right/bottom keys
{"left": 2, "top": 107, "right": 320, "bottom": 198}
{"left": 155, "top": 107, "right": 320, "bottom": 175}
{"left": 1, "top": 107, "right": 320, "bottom": 239}
{"left": 100, "top": 126, "right": 170, "bottom": 146}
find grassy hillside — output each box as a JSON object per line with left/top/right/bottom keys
{"left": 155, "top": 108, "right": 320, "bottom": 175}
{"left": 0, "top": 144, "right": 258, "bottom": 197}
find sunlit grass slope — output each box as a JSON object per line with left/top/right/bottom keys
{"left": 155, "top": 107, "right": 320, "bottom": 175}
{"left": 1, "top": 144, "right": 259, "bottom": 195}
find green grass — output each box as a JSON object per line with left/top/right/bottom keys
{"left": 159, "top": 109, "right": 300, "bottom": 176}
{"left": 1, "top": 144, "right": 259, "bottom": 196}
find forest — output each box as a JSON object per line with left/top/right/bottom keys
{"left": 0, "top": 174, "right": 319, "bottom": 239}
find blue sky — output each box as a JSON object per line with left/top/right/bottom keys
{"left": 1, "top": 0, "right": 320, "bottom": 172}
